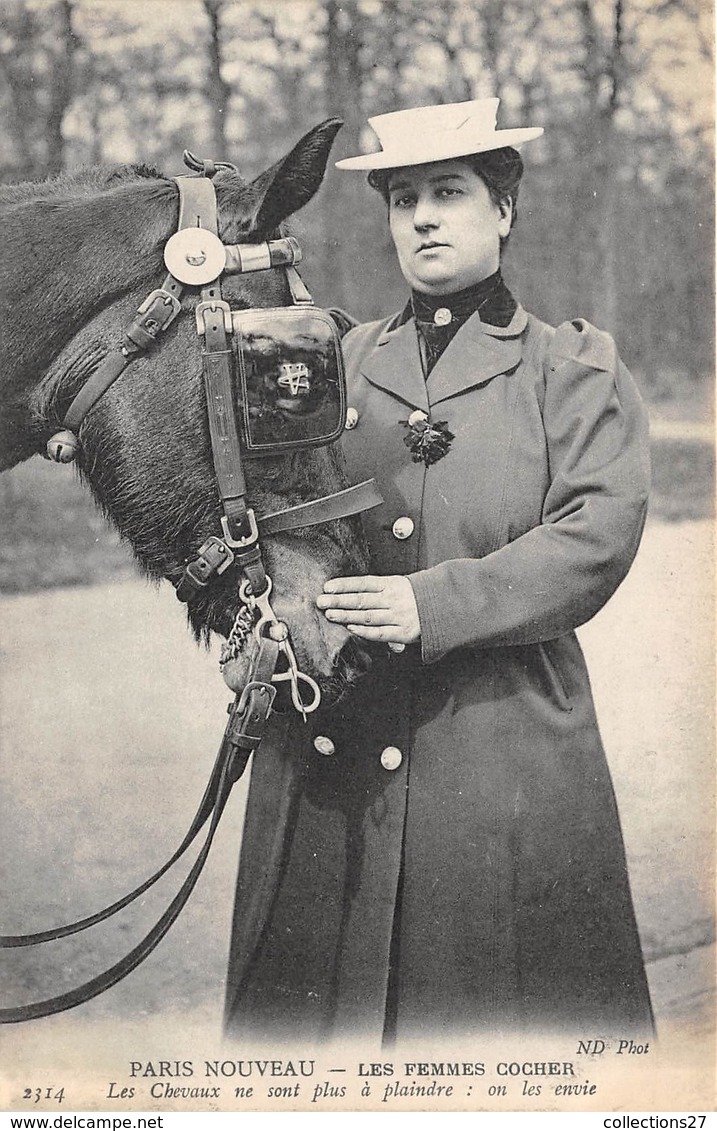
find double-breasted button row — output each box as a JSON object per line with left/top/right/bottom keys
{"left": 313, "top": 737, "right": 403, "bottom": 771}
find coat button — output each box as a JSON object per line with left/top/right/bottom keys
{"left": 388, "top": 642, "right": 405, "bottom": 653}
{"left": 392, "top": 516, "right": 414, "bottom": 540}
{"left": 380, "top": 746, "right": 403, "bottom": 771}
{"left": 345, "top": 407, "right": 359, "bottom": 430}
{"left": 313, "top": 735, "right": 335, "bottom": 756}
{"left": 407, "top": 409, "right": 428, "bottom": 427}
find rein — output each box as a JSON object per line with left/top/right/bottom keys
{"left": 1, "top": 153, "right": 381, "bottom": 1024}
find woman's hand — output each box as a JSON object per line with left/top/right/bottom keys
{"left": 316, "top": 575, "right": 421, "bottom": 645}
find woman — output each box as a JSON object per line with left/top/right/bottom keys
{"left": 224, "top": 98, "right": 654, "bottom": 1044}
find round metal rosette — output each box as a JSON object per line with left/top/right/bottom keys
{"left": 164, "top": 228, "right": 227, "bottom": 285}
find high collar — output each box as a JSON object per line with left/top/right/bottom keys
{"left": 360, "top": 305, "right": 528, "bottom": 410}
{"left": 410, "top": 270, "right": 516, "bottom": 329}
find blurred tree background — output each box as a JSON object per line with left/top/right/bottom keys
{"left": 0, "top": 0, "right": 713, "bottom": 590}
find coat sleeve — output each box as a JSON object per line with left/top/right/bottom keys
{"left": 409, "top": 320, "right": 651, "bottom": 664}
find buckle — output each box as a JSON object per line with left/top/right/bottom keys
{"left": 225, "top": 681, "right": 277, "bottom": 750}
{"left": 136, "top": 289, "right": 182, "bottom": 333}
{"left": 125, "top": 289, "right": 182, "bottom": 352}
{"left": 196, "top": 299, "right": 232, "bottom": 336}
{"left": 221, "top": 508, "right": 259, "bottom": 548}
{"left": 196, "top": 535, "right": 235, "bottom": 576}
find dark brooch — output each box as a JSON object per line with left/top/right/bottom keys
{"left": 400, "top": 411, "right": 454, "bottom": 467}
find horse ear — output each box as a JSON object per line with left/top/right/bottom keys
{"left": 247, "top": 118, "right": 343, "bottom": 232}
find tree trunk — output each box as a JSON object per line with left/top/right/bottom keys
{"left": 322, "top": 0, "right": 366, "bottom": 311}
{"left": 0, "top": 2, "right": 42, "bottom": 178}
{"left": 575, "top": 0, "right": 625, "bottom": 332}
{"left": 203, "top": 0, "right": 230, "bottom": 158}
{"left": 599, "top": 0, "right": 625, "bottom": 335}
{"left": 45, "top": 0, "right": 77, "bottom": 176}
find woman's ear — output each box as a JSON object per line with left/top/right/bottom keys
{"left": 497, "top": 196, "right": 513, "bottom": 238}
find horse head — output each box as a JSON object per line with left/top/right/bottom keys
{"left": 0, "top": 120, "right": 372, "bottom": 704}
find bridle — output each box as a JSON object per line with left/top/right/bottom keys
{"left": 0, "top": 153, "right": 381, "bottom": 1023}
{"left": 47, "top": 153, "right": 381, "bottom": 714}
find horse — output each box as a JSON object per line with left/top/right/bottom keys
{"left": 0, "top": 118, "right": 372, "bottom": 705}
{"left": 0, "top": 119, "right": 383, "bottom": 1023}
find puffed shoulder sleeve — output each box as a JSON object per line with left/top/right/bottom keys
{"left": 410, "top": 319, "right": 651, "bottom": 663}
{"left": 327, "top": 308, "right": 359, "bottom": 339}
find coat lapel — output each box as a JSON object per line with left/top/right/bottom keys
{"left": 358, "top": 306, "right": 529, "bottom": 411}
{"left": 359, "top": 319, "right": 430, "bottom": 411}
{"left": 428, "top": 306, "right": 528, "bottom": 406}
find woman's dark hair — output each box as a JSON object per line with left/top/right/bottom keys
{"left": 368, "top": 146, "right": 524, "bottom": 244}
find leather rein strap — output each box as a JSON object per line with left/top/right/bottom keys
{"left": 3, "top": 161, "right": 382, "bottom": 1024}
{"left": 0, "top": 635, "right": 280, "bottom": 1023}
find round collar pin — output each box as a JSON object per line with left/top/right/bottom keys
{"left": 433, "top": 307, "right": 452, "bottom": 327}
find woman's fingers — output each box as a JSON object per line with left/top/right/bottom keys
{"left": 316, "top": 575, "right": 421, "bottom": 644}
{"left": 322, "top": 607, "right": 395, "bottom": 625}
{"left": 321, "top": 575, "right": 386, "bottom": 593}
{"left": 316, "top": 591, "right": 390, "bottom": 611}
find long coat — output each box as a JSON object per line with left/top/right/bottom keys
{"left": 224, "top": 306, "right": 654, "bottom": 1044}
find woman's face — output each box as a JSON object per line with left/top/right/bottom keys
{"left": 387, "top": 159, "right": 512, "bottom": 294}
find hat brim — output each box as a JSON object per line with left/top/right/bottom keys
{"left": 335, "top": 127, "right": 544, "bottom": 171}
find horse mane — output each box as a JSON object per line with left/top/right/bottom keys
{"left": 0, "top": 162, "right": 167, "bottom": 204}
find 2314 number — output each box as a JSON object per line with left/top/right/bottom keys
{"left": 22, "top": 1087, "right": 65, "bottom": 1105}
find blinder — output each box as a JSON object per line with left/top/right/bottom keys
{"left": 233, "top": 306, "right": 346, "bottom": 456}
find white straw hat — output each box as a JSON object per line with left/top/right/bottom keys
{"left": 335, "top": 98, "right": 543, "bottom": 172}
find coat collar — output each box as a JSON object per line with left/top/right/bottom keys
{"left": 360, "top": 306, "right": 528, "bottom": 409}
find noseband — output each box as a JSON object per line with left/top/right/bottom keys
{"left": 1, "top": 154, "right": 381, "bottom": 1024}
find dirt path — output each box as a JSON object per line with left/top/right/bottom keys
{"left": 0, "top": 518, "right": 713, "bottom": 1051}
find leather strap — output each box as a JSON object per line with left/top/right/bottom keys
{"left": 175, "top": 479, "right": 384, "bottom": 605}
{"left": 202, "top": 345, "right": 249, "bottom": 531}
{"left": 0, "top": 746, "right": 227, "bottom": 948}
{"left": 285, "top": 264, "right": 314, "bottom": 305}
{"left": 179, "top": 175, "right": 251, "bottom": 540}
{"left": 0, "top": 641, "right": 281, "bottom": 1024}
{"left": 258, "top": 478, "right": 383, "bottom": 535}
{"left": 59, "top": 281, "right": 182, "bottom": 438}
{"left": 0, "top": 750, "right": 239, "bottom": 1023}
{"left": 63, "top": 351, "right": 130, "bottom": 434}
{"left": 177, "top": 175, "right": 217, "bottom": 231}
{"left": 178, "top": 173, "right": 271, "bottom": 599}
